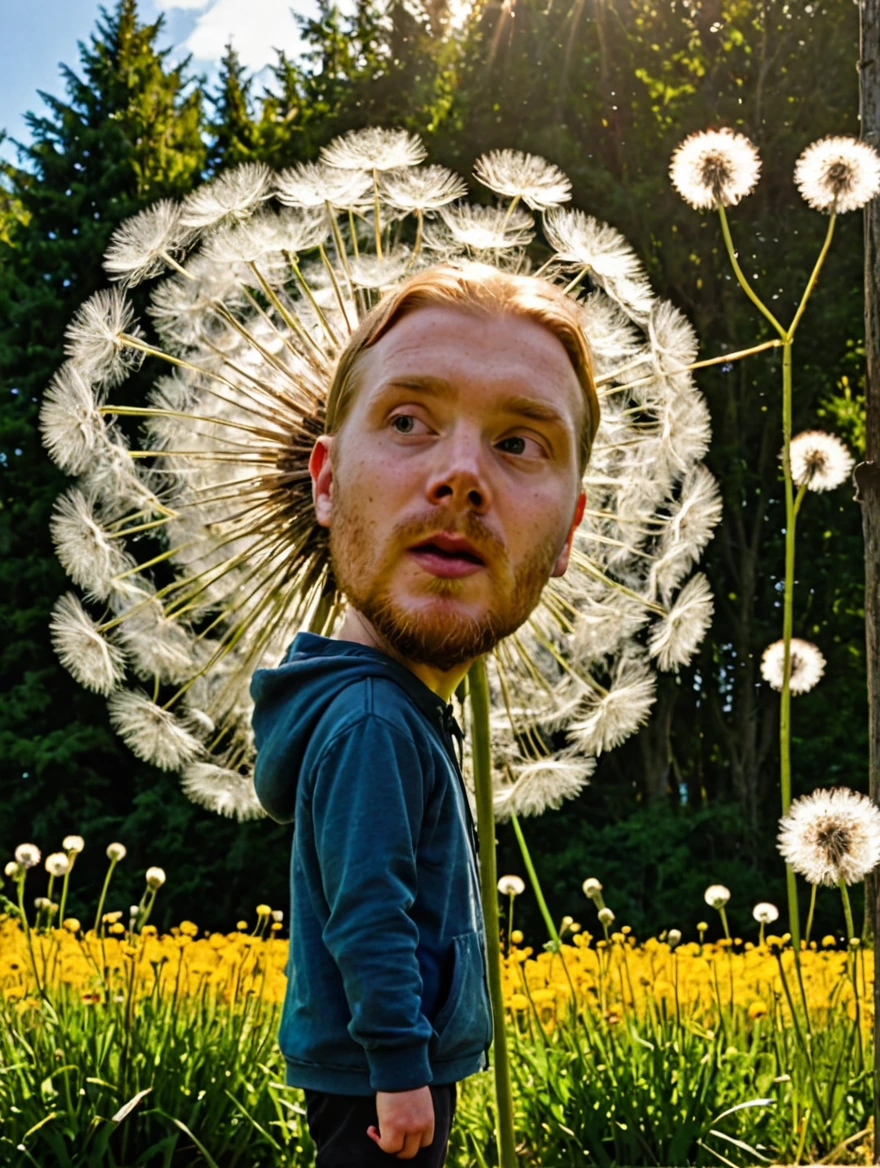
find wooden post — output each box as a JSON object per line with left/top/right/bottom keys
{"left": 856, "top": 0, "right": 880, "bottom": 1158}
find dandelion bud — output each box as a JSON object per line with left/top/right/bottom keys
{"left": 511, "top": 929, "right": 524, "bottom": 944}
{"left": 15, "top": 844, "right": 41, "bottom": 869}
{"left": 598, "top": 907, "right": 615, "bottom": 925}
{"left": 34, "top": 896, "right": 51, "bottom": 910}
{"left": 703, "top": 884, "right": 731, "bottom": 909}
{"left": 106, "top": 842, "right": 127, "bottom": 862}
{"left": 582, "top": 878, "right": 603, "bottom": 900}
{"left": 236, "top": 920, "right": 248, "bottom": 930}
{"left": 752, "top": 902, "right": 779, "bottom": 925}
{"left": 569, "top": 922, "right": 582, "bottom": 934}
{"left": 102, "top": 910, "right": 124, "bottom": 924}
{"left": 561, "top": 915, "right": 574, "bottom": 928}
{"left": 129, "top": 905, "right": 140, "bottom": 918}
{"left": 271, "top": 910, "right": 284, "bottom": 922}
{"left": 63, "top": 835, "right": 85, "bottom": 854}
{"left": 145, "top": 866, "right": 166, "bottom": 889}
{"left": 4, "top": 861, "right": 23, "bottom": 880}
{"left": 256, "top": 904, "right": 272, "bottom": 917}
{"left": 63, "top": 918, "right": 81, "bottom": 932}
{"left": 667, "top": 928, "right": 682, "bottom": 948}
{"left": 497, "top": 875, "right": 525, "bottom": 897}
{"left": 45, "top": 852, "right": 70, "bottom": 878}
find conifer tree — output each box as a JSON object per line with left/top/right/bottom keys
{"left": 208, "top": 43, "right": 261, "bottom": 170}
{"left": 0, "top": 0, "right": 210, "bottom": 921}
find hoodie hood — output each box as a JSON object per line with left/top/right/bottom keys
{"left": 250, "top": 632, "right": 453, "bottom": 824}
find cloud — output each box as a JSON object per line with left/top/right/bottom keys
{"left": 155, "top": 0, "right": 311, "bottom": 71}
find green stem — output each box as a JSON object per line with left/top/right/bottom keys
{"left": 804, "top": 884, "right": 817, "bottom": 948}
{"left": 716, "top": 203, "right": 786, "bottom": 338}
{"left": 788, "top": 214, "right": 837, "bottom": 338}
{"left": 467, "top": 658, "right": 518, "bottom": 1168}
{"left": 840, "top": 880, "right": 856, "bottom": 942}
{"left": 510, "top": 812, "right": 561, "bottom": 950}
{"left": 93, "top": 859, "right": 118, "bottom": 935}
{"left": 718, "top": 906, "right": 731, "bottom": 942}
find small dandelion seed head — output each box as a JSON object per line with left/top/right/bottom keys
{"left": 667, "top": 928, "right": 682, "bottom": 947}
{"left": 39, "top": 363, "right": 108, "bottom": 475}
{"left": 704, "top": 883, "right": 731, "bottom": 909}
{"left": 106, "top": 842, "right": 127, "bottom": 862}
{"left": 497, "top": 875, "right": 526, "bottom": 897}
{"left": 648, "top": 573, "right": 714, "bottom": 672}
{"left": 598, "top": 907, "right": 615, "bottom": 925}
{"left": 63, "top": 835, "right": 85, "bottom": 854}
{"left": 380, "top": 165, "right": 468, "bottom": 212}
{"left": 103, "top": 200, "right": 186, "bottom": 288}
{"left": 669, "top": 128, "right": 762, "bottom": 210}
{"left": 760, "top": 638, "right": 826, "bottom": 695}
{"left": 5, "top": 861, "right": 23, "bottom": 879}
{"left": 45, "top": 852, "right": 70, "bottom": 878}
{"left": 794, "top": 135, "right": 880, "bottom": 213}
{"left": 108, "top": 691, "right": 203, "bottom": 772}
{"left": 321, "top": 127, "right": 427, "bottom": 172}
{"left": 473, "top": 149, "right": 572, "bottom": 211}
{"left": 64, "top": 289, "right": 144, "bottom": 389}
{"left": 752, "top": 902, "right": 779, "bottom": 924}
{"left": 778, "top": 787, "right": 880, "bottom": 886}
{"left": 15, "top": 844, "right": 41, "bottom": 869}
{"left": 50, "top": 592, "right": 127, "bottom": 696}
{"left": 582, "top": 877, "right": 603, "bottom": 899}
{"left": 787, "top": 430, "right": 854, "bottom": 492}
{"left": 145, "top": 866, "right": 166, "bottom": 889}
{"left": 272, "top": 909, "right": 284, "bottom": 922}
{"left": 275, "top": 161, "right": 371, "bottom": 208}
{"left": 180, "top": 163, "right": 271, "bottom": 230}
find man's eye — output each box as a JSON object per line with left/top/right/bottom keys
{"left": 391, "top": 414, "right": 427, "bottom": 435}
{"left": 497, "top": 435, "right": 544, "bottom": 457}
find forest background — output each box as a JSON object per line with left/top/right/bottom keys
{"left": 0, "top": 0, "right": 869, "bottom": 943}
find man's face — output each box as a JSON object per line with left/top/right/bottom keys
{"left": 310, "top": 304, "right": 587, "bottom": 672}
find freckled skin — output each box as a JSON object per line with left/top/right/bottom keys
{"left": 310, "top": 304, "right": 587, "bottom": 705}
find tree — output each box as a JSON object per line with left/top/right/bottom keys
{"left": 208, "top": 42, "right": 262, "bottom": 170}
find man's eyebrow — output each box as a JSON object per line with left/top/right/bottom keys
{"left": 380, "top": 376, "right": 570, "bottom": 427}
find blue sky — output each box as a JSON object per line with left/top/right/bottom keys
{"left": 0, "top": 0, "right": 318, "bottom": 164}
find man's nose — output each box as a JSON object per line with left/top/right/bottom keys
{"left": 424, "top": 428, "right": 491, "bottom": 513}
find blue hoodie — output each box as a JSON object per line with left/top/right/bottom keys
{"left": 249, "top": 632, "right": 493, "bottom": 1096}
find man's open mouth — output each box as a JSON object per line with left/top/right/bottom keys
{"left": 411, "top": 541, "right": 485, "bottom": 565}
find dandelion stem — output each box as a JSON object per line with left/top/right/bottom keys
{"left": 840, "top": 879, "right": 856, "bottom": 942}
{"left": 804, "top": 884, "right": 817, "bottom": 948}
{"left": 716, "top": 203, "right": 786, "bottom": 338}
{"left": 597, "top": 338, "right": 784, "bottom": 392}
{"left": 788, "top": 214, "right": 837, "bottom": 339}
{"left": 467, "top": 656, "right": 518, "bottom": 1168}
{"left": 510, "top": 811, "right": 561, "bottom": 950}
{"left": 94, "top": 858, "right": 118, "bottom": 935}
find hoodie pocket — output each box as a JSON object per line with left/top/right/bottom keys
{"left": 430, "top": 931, "right": 493, "bottom": 1062}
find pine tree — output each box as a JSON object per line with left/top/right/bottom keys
{"left": 208, "top": 43, "right": 261, "bottom": 170}
{"left": 0, "top": 0, "right": 215, "bottom": 923}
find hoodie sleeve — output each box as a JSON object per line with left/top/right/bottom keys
{"left": 309, "top": 714, "right": 435, "bottom": 1092}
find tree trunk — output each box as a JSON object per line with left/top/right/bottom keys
{"left": 856, "top": 0, "right": 880, "bottom": 1157}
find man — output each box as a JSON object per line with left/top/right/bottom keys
{"left": 250, "top": 261, "right": 599, "bottom": 1165}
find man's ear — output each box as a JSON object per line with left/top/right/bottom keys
{"left": 550, "top": 490, "right": 586, "bottom": 578}
{"left": 309, "top": 435, "right": 334, "bottom": 528}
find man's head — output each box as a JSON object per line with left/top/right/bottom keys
{"left": 309, "top": 261, "right": 600, "bottom": 675}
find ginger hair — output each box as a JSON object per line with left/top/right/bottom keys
{"left": 324, "top": 261, "right": 600, "bottom": 474}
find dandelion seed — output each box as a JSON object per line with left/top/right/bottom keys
{"left": 381, "top": 165, "right": 468, "bottom": 211}
{"left": 180, "top": 762, "right": 266, "bottom": 820}
{"left": 103, "top": 200, "right": 187, "bottom": 288}
{"left": 50, "top": 488, "right": 136, "bottom": 601}
{"left": 107, "top": 691, "right": 203, "bottom": 771}
{"left": 276, "top": 161, "right": 372, "bottom": 208}
{"left": 493, "top": 755, "right": 595, "bottom": 820}
{"left": 568, "top": 658, "right": 657, "bottom": 753}
{"left": 760, "top": 637, "right": 826, "bottom": 694}
{"left": 788, "top": 430, "right": 854, "bottom": 492}
{"left": 45, "top": 853, "right": 70, "bottom": 878}
{"left": 15, "top": 844, "right": 41, "bottom": 869}
{"left": 439, "top": 203, "right": 535, "bottom": 251}
{"left": 64, "top": 289, "right": 144, "bottom": 388}
{"left": 50, "top": 592, "right": 126, "bottom": 695}
{"left": 497, "top": 875, "right": 526, "bottom": 896}
{"left": 543, "top": 208, "right": 647, "bottom": 292}
{"left": 106, "top": 842, "right": 127, "bottom": 862}
{"left": 320, "top": 127, "right": 427, "bottom": 171}
{"left": 180, "top": 163, "right": 271, "bottom": 231}
{"left": 794, "top": 135, "right": 880, "bottom": 213}
{"left": 145, "top": 866, "right": 166, "bottom": 889}
{"left": 752, "top": 902, "right": 779, "bottom": 924}
{"left": 39, "top": 363, "right": 108, "bottom": 475}
{"left": 669, "top": 128, "right": 762, "bottom": 210}
{"left": 778, "top": 787, "right": 880, "bottom": 886}
{"left": 704, "top": 884, "right": 730, "bottom": 909}
{"left": 474, "top": 149, "right": 572, "bottom": 210}
{"left": 349, "top": 251, "right": 412, "bottom": 289}
{"left": 63, "top": 835, "right": 85, "bottom": 853}
{"left": 648, "top": 573, "right": 714, "bottom": 671}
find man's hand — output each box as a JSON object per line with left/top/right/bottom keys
{"left": 367, "top": 1086, "right": 435, "bottom": 1159}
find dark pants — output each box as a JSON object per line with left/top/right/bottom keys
{"left": 303, "top": 1083, "right": 457, "bottom": 1167}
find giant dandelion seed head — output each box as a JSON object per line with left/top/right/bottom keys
{"left": 704, "top": 884, "right": 730, "bottom": 909}
{"left": 778, "top": 787, "right": 880, "bottom": 886}
{"left": 788, "top": 430, "right": 854, "bottom": 492}
{"left": 760, "top": 637, "right": 826, "bottom": 695}
{"left": 794, "top": 136, "right": 880, "bottom": 214}
{"left": 43, "top": 128, "right": 722, "bottom": 821}
{"left": 669, "top": 128, "right": 762, "bottom": 211}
